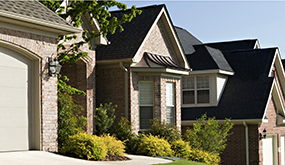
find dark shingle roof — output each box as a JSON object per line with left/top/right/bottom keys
{"left": 186, "top": 45, "right": 233, "bottom": 72}
{"left": 175, "top": 26, "right": 202, "bottom": 54}
{"left": 0, "top": 1, "right": 71, "bottom": 26}
{"left": 282, "top": 59, "right": 285, "bottom": 69}
{"left": 96, "top": 5, "right": 164, "bottom": 61}
{"left": 203, "top": 39, "right": 257, "bottom": 52}
{"left": 182, "top": 48, "right": 276, "bottom": 120}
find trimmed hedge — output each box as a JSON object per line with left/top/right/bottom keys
{"left": 60, "top": 132, "right": 107, "bottom": 160}
{"left": 138, "top": 134, "right": 173, "bottom": 157}
{"left": 171, "top": 139, "right": 191, "bottom": 159}
{"left": 101, "top": 134, "right": 125, "bottom": 157}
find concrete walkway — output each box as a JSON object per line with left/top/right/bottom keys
{"left": 0, "top": 151, "right": 173, "bottom": 165}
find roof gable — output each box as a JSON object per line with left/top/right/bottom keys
{"left": 96, "top": 5, "right": 163, "bottom": 61}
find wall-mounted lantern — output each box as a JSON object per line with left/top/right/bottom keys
{"left": 48, "top": 57, "right": 62, "bottom": 76}
{"left": 259, "top": 129, "right": 267, "bottom": 140}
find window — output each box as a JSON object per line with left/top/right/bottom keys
{"left": 166, "top": 82, "right": 175, "bottom": 125}
{"left": 139, "top": 81, "right": 153, "bottom": 129}
{"left": 182, "top": 76, "right": 210, "bottom": 104}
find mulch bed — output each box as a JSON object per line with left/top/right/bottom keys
{"left": 102, "top": 155, "right": 131, "bottom": 161}
{"left": 56, "top": 152, "right": 131, "bottom": 161}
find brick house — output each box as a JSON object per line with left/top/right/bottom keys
{"left": 95, "top": 5, "right": 190, "bottom": 133}
{"left": 177, "top": 27, "right": 285, "bottom": 165}
{"left": 0, "top": 1, "right": 80, "bottom": 152}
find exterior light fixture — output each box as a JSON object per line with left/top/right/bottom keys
{"left": 259, "top": 129, "right": 267, "bottom": 140}
{"left": 48, "top": 56, "right": 62, "bottom": 76}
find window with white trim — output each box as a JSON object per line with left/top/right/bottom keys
{"left": 182, "top": 76, "right": 210, "bottom": 104}
{"left": 139, "top": 81, "right": 154, "bottom": 129}
{"left": 166, "top": 82, "right": 175, "bottom": 125}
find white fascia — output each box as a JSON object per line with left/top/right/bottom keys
{"left": 262, "top": 80, "right": 285, "bottom": 121}
{"left": 132, "top": 67, "right": 189, "bottom": 75}
{"left": 254, "top": 40, "right": 260, "bottom": 49}
{"left": 189, "top": 69, "right": 234, "bottom": 76}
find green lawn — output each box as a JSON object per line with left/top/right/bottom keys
{"left": 154, "top": 159, "right": 209, "bottom": 165}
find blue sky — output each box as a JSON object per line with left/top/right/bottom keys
{"left": 118, "top": 1, "right": 285, "bottom": 58}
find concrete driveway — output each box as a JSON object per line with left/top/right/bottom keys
{"left": 0, "top": 151, "right": 173, "bottom": 165}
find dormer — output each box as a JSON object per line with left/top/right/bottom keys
{"left": 182, "top": 71, "right": 233, "bottom": 107}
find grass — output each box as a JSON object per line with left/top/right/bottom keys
{"left": 153, "top": 159, "right": 209, "bottom": 165}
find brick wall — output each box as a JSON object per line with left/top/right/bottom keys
{"left": 96, "top": 66, "right": 126, "bottom": 125}
{"left": 130, "top": 72, "right": 181, "bottom": 132}
{"left": 60, "top": 21, "right": 96, "bottom": 134}
{"left": 258, "top": 98, "right": 285, "bottom": 165}
{"left": 133, "top": 21, "right": 176, "bottom": 63}
{"left": 0, "top": 27, "right": 59, "bottom": 151}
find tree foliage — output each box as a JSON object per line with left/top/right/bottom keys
{"left": 183, "top": 114, "right": 234, "bottom": 155}
{"left": 95, "top": 103, "right": 117, "bottom": 135}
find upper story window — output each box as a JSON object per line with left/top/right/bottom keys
{"left": 182, "top": 76, "right": 210, "bottom": 104}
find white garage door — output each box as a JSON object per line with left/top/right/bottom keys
{"left": 263, "top": 135, "right": 277, "bottom": 165}
{"left": 0, "top": 46, "right": 32, "bottom": 151}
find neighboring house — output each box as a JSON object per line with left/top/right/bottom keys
{"left": 95, "top": 5, "right": 190, "bottom": 132}
{"left": 177, "top": 27, "right": 285, "bottom": 165}
{"left": 0, "top": 1, "right": 80, "bottom": 152}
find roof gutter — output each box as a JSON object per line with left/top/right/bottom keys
{"left": 182, "top": 119, "right": 262, "bottom": 126}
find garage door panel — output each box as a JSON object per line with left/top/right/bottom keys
{"left": 0, "top": 67, "right": 29, "bottom": 88}
{"left": 0, "top": 128, "right": 28, "bottom": 151}
{"left": 0, "top": 107, "right": 28, "bottom": 128}
{"left": 0, "top": 46, "right": 31, "bottom": 151}
{"left": 0, "top": 48, "right": 31, "bottom": 68}
{"left": 0, "top": 87, "right": 28, "bottom": 108}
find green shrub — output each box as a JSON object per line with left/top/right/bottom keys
{"left": 189, "top": 148, "right": 220, "bottom": 165}
{"left": 60, "top": 132, "right": 107, "bottom": 160}
{"left": 58, "top": 92, "right": 87, "bottom": 149}
{"left": 101, "top": 134, "right": 125, "bottom": 157}
{"left": 183, "top": 113, "right": 233, "bottom": 154}
{"left": 111, "top": 117, "right": 138, "bottom": 153}
{"left": 95, "top": 103, "right": 117, "bottom": 135}
{"left": 138, "top": 134, "right": 173, "bottom": 157}
{"left": 171, "top": 139, "right": 191, "bottom": 159}
{"left": 146, "top": 118, "right": 181, "bottom": 143}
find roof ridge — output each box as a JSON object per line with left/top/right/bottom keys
{"left": 110, "top": 4, "right": 165, "bottom": 13}
{"left": 204, "top": 39, "right": 257, "bottom": 45}
{"left": 228, "top": 47, "right": 278, "bottom": 53}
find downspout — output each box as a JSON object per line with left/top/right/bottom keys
{"left": 243, "top": 121, "right": 249, "bottom": 165}
{"left": 119, "top": 62, "right": 129, "bottom": 120}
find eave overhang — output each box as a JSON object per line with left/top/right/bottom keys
{"left": 0, "top": 10, "right": 81, "bottom": 35}
{"left": 189, "top": 69, "right": 234, "bottom": 76}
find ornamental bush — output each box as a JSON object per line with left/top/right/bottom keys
{"left": 95, "top": 103, "right": 117, "bottom": 135}
{"left": 60, "top": 132, "right": 107, "bottom": 160}
{"left": 138, "top": 134, "right": 173, "bottom": 157}
{"left": 189, "top": 148, "right": 220, "bottom": 165}
{"left": 111, "top": 117, "right": 138, "bottom": 154}
{"left": 183, "top": 113, "right": 233, "bottom": 154}
{"left": 101, "top": 134, "right": 125, "bottom": 157}
{"left": 171, "top": 139, "right": 191, "bottom": 159}
{"left": 146, "top": 118, "right": 181, "bottom": 143}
